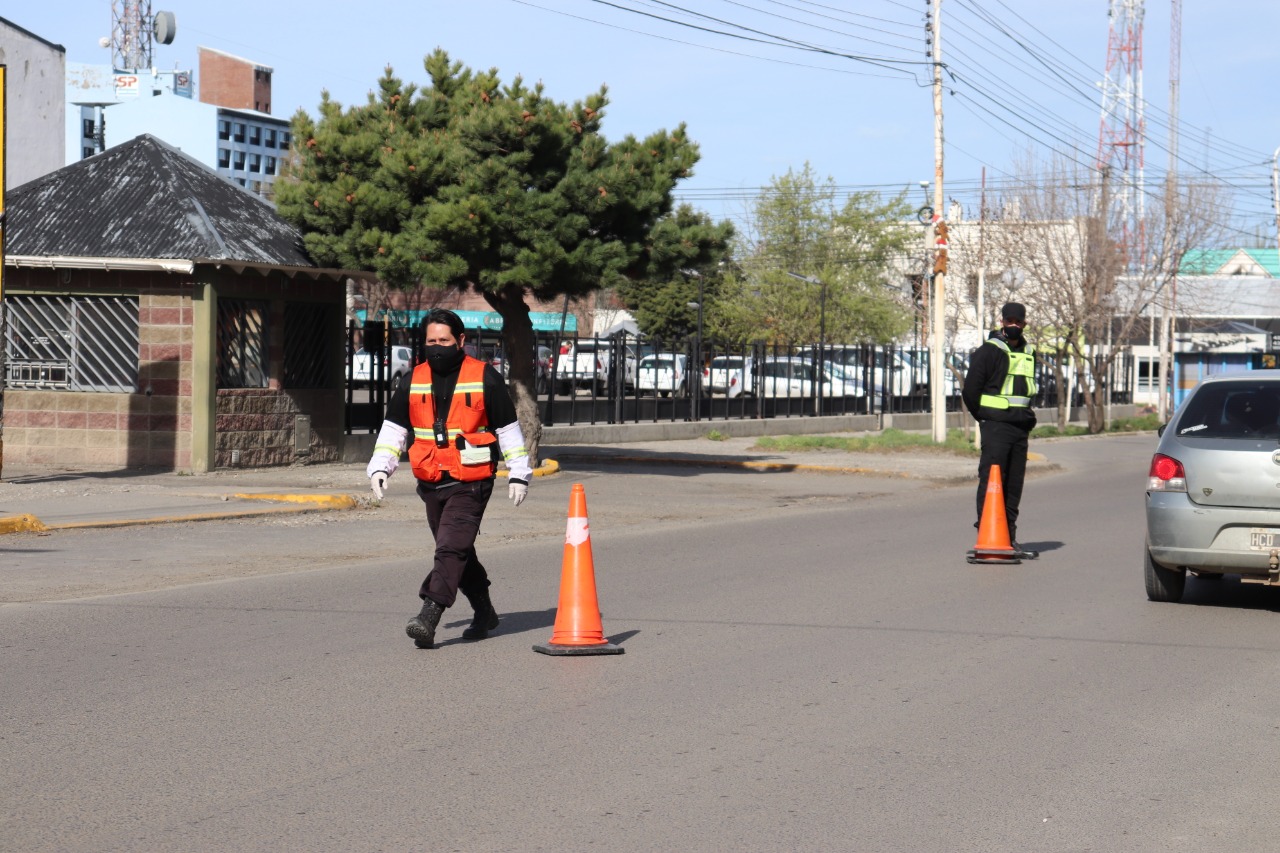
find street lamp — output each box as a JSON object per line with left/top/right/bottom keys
{"left": 786, "top": 272, "right": 827, "bottom": 415}
{"left": 681, "top": 269, "right": 704, "bottom": 417}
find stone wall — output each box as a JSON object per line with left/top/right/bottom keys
{"left": 2, "top": 285, "right": 194, "bottom": 471}
{"left": 215, "top": 389, "right": 340, "bottom": 468}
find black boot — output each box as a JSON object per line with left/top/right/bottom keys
{"left": 462, "top": 588, "right": 500, "bottom": 640}
{"left": 406, "top": 598, "right": 446, "bottom": 649}
{"left": 1009, "top": 528, "right": 1039, "bottom": 559}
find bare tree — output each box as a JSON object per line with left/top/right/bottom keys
{"left": 983, "top": 156, "right": 1228, "bottom": 432}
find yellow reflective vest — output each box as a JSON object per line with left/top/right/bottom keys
{"left": 978, "top": 338, "right": 1037, "bottom": 410}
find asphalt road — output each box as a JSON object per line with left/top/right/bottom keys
{"left": 7, "top": 435, "right": 1280, "bottom": 851}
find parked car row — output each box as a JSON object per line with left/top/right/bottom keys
{"left": 701, "top": 354, "right": 912, "bottom": 399}
{"left": 346, "top": 339, "right": 972, "bottom": 402}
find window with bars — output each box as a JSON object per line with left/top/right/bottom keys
{"left": 283, "top": 303, "right": 331, "bottom": 389}
{"left": 4, "top": 295, "right": 139, "bottom": 392}
{"left": 217, "top": 299, "right": 269, "bottom": 388}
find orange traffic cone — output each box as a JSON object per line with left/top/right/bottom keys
{"left": 533, "top": 483, "right": 624, "bottom": 656}
{"left": 966, "top": 464, "right": 1022, "bottom": 565}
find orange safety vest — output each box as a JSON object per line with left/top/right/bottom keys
{"left": 407, "top": 356, "right": 499, "bottom": 483}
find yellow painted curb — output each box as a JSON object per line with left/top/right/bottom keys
{"left": 496, "top": 459, "right": 560, "bottom": 478}
{"left": 0, "top": 514, "right": 50, "bottom": 535}
{"left": 232, "top": 493, "right": 358, "bottom": 509}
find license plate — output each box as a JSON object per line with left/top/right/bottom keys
{"left": 1250, "top": 528, "right": 1280, "bottom": 550}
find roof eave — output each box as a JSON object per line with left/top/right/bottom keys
{"left": 5, "top": 255, "right": 375, "bottom": 282}
{"left": 195, "top": 259, "right": 375, "bottom": 281}
{"left": 6, "top": 255, "right": 195, "bottom": 274}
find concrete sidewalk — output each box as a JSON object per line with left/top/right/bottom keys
{"left": 0, "top": 434, "right": 1050, "bottom": 534}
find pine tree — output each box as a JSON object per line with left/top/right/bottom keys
{"left": 277, "top": 50, "right": 731, "bottom": 458}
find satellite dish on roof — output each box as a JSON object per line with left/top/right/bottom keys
{"left": 153, "top": 11, "right": 177, "bottom": 45}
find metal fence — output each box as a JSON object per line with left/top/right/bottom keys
{"left": 343, "top": 320, "right": 1134, "bottom": 432}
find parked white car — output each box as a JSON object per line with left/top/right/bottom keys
{"left": 805, "top": 347, "right": 919, "bottom": 398}
{"left": 637, "top": 353, "right": 689, "bottom": 397}
{"left": 760, "top": 357, "right": 864, "bottom": 398}
{"left": 703, "top": 355, "right": 756, "bottom": 398}
{"left": 350, "top": 345, "right": 414, "bottom": 391}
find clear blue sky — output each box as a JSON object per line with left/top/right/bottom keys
{"left": 16, "top": 1, "right": 1280, "bottom": 242}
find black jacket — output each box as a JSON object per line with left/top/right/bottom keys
{"left": 962, "top": 330, "right": 1037, "bottom": 429}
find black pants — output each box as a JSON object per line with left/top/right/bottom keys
{"left": 976, "top": 420, "right": 1030, "bottom": 538}
{"left": 416, "top": 478, "right": 494, "bottom": 608}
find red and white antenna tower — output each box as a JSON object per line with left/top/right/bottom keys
{"left": 109, "top": 1, "right": 176, "bottom": 73}
{"left": 1096, "top": 0, "right": 1146, "bottom": 271}
{"left": 111, "top": 0, "right": 154, "bottom": 71}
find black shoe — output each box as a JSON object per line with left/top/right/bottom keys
{"left": 406, "top": 599, "right": 446, "bottom": 648}
{"left": 1011, "top": 541, "right": 1039, "bottom": 560}
{"left": 461, "top": 588, "right": 500, "bottom": 640}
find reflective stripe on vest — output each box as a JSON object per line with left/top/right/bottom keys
{"left": 978, "top": 339, "right": 1037, "bottom": 410}
{"left": 406, "top": 357, "right": 496, "bottom": 482}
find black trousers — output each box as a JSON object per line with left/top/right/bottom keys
{"left": 976, "top": 420, "right": 1030, "bottom": 538}
{"left": 416, "top": 478, "right": 494, "bottom": 608}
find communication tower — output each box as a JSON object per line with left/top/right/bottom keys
{"left": 1096, "top": 0, "right": 1146, "bottom": 271}
{"left": 110, "top": 1, "right": 176, "bottom": 71}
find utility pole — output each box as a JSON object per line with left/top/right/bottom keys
{"left": 929, "top": 0, "right": 947, "bottom": 444}
{"left": 1272, "top": 147, "right": 1280, "bottom": 255}
{"left": 974, "top": 166, "right": 986, "bottom": 450}
{"left": 1162, "top": 0, "right": 1181, "bottom": 421}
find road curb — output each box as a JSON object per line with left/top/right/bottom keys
{"left": 0, "top": 514, "right": 50, "bottom": 534}
{"left": 550, "top": 453, "right": 915, "bottom": 478}
{"left": 0, "top": 494, "right": 360, "bottom": 535}
{"left": 497, "top": 459, "right": 561, "bottom": 477}
{"left": 231, "top": 493, "right": 358, "bottom": 509}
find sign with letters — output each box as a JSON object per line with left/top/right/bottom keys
{"left": 113, "top": 73, "right": 140, "bottom": 98}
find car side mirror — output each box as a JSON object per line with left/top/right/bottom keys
{"left": 1157, "top": 423, "right": 1167, "bottom": 437}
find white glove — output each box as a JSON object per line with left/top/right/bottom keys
{"left": 508, "top": 481, "right": 528, "bottom": 507}
{"left": 371, "top": 471, "right": 388, "bottom": 500}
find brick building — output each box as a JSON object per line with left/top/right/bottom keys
{"left": 2, "top": 135, "right": 369, "bottom": 472}
{"left": 198, "top": 46, "right": 273, "bottom": 114}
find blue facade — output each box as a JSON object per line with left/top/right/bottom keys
{"left": 67, "top": 63, "right": 288, "bottom": 200}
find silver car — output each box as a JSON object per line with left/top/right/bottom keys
{"left": 1145, "top": 372, "right": 1280, "bottom": 602}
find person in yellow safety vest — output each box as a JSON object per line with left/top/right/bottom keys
{"left": 365, "top": 309, "right": 533, "bottom": 649}
{"left": 961, "top": 301, "right": 1039, "bottom": 559}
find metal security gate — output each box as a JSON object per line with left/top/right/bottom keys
{"left": 217, "top": 299, "right": 268, "bottom": 388}
{"left": 4, "top": 295, "right": 139, "bottom": 392}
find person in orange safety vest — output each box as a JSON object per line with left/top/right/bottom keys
{"left": 366, "top": 309, "right": 533, "bottom": 649}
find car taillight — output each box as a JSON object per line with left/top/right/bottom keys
{"left": 1148, "top": 453, "right": 1187, "bottom": 493}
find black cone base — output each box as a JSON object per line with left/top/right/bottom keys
{"left": 533, "top": 642, "right": 625, "bottom": 656}
{"left": 966, "top": 549, "right": 1022, "bottom": 565}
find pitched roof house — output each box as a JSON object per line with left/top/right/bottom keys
{"left": 3, "top": 134, "right": 369, "bottom": 472}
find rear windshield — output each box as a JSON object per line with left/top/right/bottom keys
{"left": 712, "top": 357, "right": 744, "bottom": 369}
{"left": 1174, "top": 381, "right": 1280, "bottom": 438}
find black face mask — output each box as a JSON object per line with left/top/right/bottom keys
{"left": 1003, "top": 324, "right": 1023, "bottom": 342}
{"left": 424, "top": 344, "right": 465, "bottom": 374}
